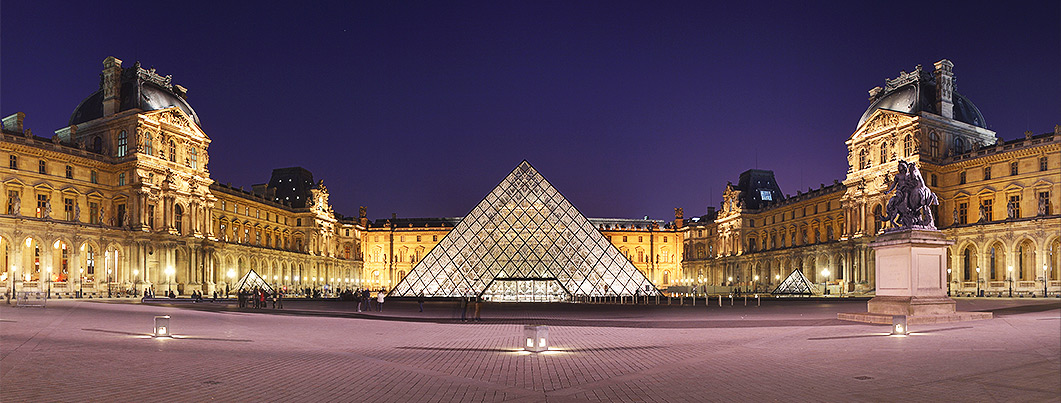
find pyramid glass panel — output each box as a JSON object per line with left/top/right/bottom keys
{"left": 390, "top": 161, "right": 660, "bottom": 301}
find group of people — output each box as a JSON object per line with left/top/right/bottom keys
{"left": 237, "top": 287, "right": 283, "bottom": 309}
{"left": 459, "top": 295, "right": 483, "bottom": 322}
{"left": 353, "top": 288, "right": 387, "bottom": 312}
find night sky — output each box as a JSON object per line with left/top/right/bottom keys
{"left": 2, "top": 1, "right": 1058, "bottom": 221}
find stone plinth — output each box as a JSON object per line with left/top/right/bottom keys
{"left": 840, "top": 229, "right": 992, "bottom": 324}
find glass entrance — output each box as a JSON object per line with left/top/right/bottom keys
{"left": 481, "top": 278, "right": 568, "bottom": 302}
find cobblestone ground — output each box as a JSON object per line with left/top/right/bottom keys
{"left": 1, "top": 298, "right": 1058, "bottom": 402}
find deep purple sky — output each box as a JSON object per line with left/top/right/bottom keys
{"left": 3, "top": 1, "right": 1058, "bottom": 221}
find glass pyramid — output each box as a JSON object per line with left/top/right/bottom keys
{"left": 391, "top": 161, "right": 660, "bottom": 302}
{"left": 772, "top": 269, "right": 814, "bottom": 295}
{"left": 233, "top": 269, "right": 273, "bottom": 294}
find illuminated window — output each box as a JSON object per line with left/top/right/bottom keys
{"left": 169, "top": 140, "right": 176, "bottom": 162}
{"left": 89, "top": 202, "right": 99, "bottom": 224}
{"left": 90, "top": 170, "right": 98, "bottom": 184}
{"left": 903, "top": 134, "right": 913, "bottom": 157}
{"left": 144, "top": 131, "right": 153, "bottom": 156}
{"left": 928, "top": 131, "right": 940, "bottom": 157}
{"left": 36, "top": 194, "right": 48, "bottom": 218}
{"left": 116, "top": 131, "right": 128, "bottom": 157}
{"left": 118, "top": 172, "right": 125, "bottom": 186}
{"left": 6, "top": 190, "right": 17, "bottom": 214}
{"left": 64, "top": 198, "right": 74, "bottom": 221}
{"left": 188, "top": 147, "right": 198, "bottom": 169}
{"left": 879, "top": 142, "right": 888, "bottom": 164}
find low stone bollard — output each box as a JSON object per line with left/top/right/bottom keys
{"left": 154, "top": 316, "right": 171, "bottom": 337}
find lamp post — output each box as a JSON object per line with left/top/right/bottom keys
{"left": 132, "top": 269, "right": 139, "bottom": 296}
{"left": 946, "top": 268, "right": 952, "bottom": 296}
{"left": 1044, "top": 264, "right": 1049, "bottom": 297}
{"left": 753, "top": 275, "right": 759, "bottom": 293}
{"left": 46, "top": 267, "right": 52, "bottom": 299}
{"left": 106, "top": 268, "right": 112, "bottom": 298}
{"left": 1007, "top": 266, "right": 1013, "bottom": 297}
{"left": 975, "top": 267, "right": 981, "bottom": 297}
{"left": 165, "top": 267, "right": 175, "bottom": 296}
{"left": 227, "top": 269, "right": 236, "bottom": 297}
{"left": 821, "top": 268, "right": 831, "bottom": 296}
{"left": 79, "top": 268, "right": 84, "bottom": 298}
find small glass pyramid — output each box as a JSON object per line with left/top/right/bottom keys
{"left": 233, "top": 269, "right": 273, "bottom": 294}
{"left": 772, "top": 269, "right": 814, "bottom": 295}
{"left": 391, "top": 161, "right": 660, "bottom": 302}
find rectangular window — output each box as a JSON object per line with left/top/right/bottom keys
{"left": 432, "top": 235, "right": 438, "bottom": 242}
{"left": 1008, "top": 195, "right": 1021, "bottom": 218}
{"left": 9, "top": 155, "right": 16, "bottom": 169}
{"left": 38, "top": 160, "right": 46, "bottom": 174}
{"left": 148, "top": 205, "right": 155, "bottom": 229}
{"left": 982, "top": 199, "right": 993, "bottom": 222}
{"left": 1039, "top": 192, "right": 1052, "bottom": 215}
{"left": 400, "top": 236, "right": 405, "bottom": 242}
{"left": 984, "top": 166, "right": 991, "bottom": 180}
{"left": 189, "top": 147, "right": 198, "bottom": 169}
{"left": 256, "top": 209, "right": 260, "bottom": 219}
{"left": 65, "top": 165, "right": 73, "bottom": 179}
{"left": 36, "top": 194, "right": 48, "bottom": 218}
{"left": 221, "top": 200, "right": 226, "bottom": 211}
{"left": 1040, "top": 156, "right": 1049, "bottom": 172}
{"left": 416, "top": 235, "right": 421, "bottom": 242}
{"left": 959, "top": 171, "right": 966, "bottom": 184}
{"left": 89, "top": 202, "right": 99, "bottom": 224}
{"left": 64, "top": 198, "right": 74, "bottom": 221}
{"left": 1010, "top": 161, "right": 1018, "bottom": 176}
{"left": 638, "top": 236, "right": 643, "bottom": 242}
{"left": 296, "top": 218, "right": 302, "bottom": 226}
{"left": 118, "top": 172, "right": 125, "bottom": 186}
{"left": 7, "top": 190, "right": 18, "bottom": 215}
{"left": 90, "top": 171, "right": 98, "bottom": 184}
{"left": 663, "top": 236, "right": 668, "bottom": 243}
{"left": 958, "top": 202, "right": 968, "bottom": 224}
{"left": 623, "top": 236, "right": 628, "bottom": 242}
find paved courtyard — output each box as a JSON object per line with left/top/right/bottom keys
{"left": 2, "top": 297, "right": 1058, "bottom": 402}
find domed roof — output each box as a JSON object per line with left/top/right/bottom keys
{"left": 856, "top": 63, "right": 985, "bottom": 130}
{"left": 69, "top": 62, "right": 200, "bottom": 127}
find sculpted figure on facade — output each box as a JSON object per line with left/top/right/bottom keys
{"left": 978, "top": 202, "right": 988, "bottom": 223}
{"left": 44, "top": 200, "right": 52, "bottom": 219}
{"left": 74, "top": 202, "right": 81, "bottom": 222}
{"left": 878, "top": 160, "right": 938, "bottom": 231}
{"left": 11, "top": 193, "right": 20, "bottom": 216}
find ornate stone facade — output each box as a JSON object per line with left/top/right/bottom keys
{"left": 682, "top": 60, "right": 1060, "bottom": 297}
{"left": 1, "top": 57, "right": 361, "bottom": 298}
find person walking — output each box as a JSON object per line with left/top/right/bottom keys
{"left": 417, "top": 293, "right": 425, "bottom": 312}
{"left": 355, "top": 289, "right": 363, "bottom": 312}
{"left": 276, "top": 290, "right": 284, "bottom": 309}
{"left": 376, "top": 289, "right": 385, "bottom": 312}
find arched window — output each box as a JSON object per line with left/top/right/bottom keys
{"left": 144, "top": 131, "right": 153, "bottom": 156}
{"left": 92, "top": 136, "right": 102, "bottom": 153}
{"left": 662, "top": 270, "right": 669, "bottom": 285}
{"left": 963, "top": 248, "right": 973, "bottom": 280}
{"left": 86, "top": 245, "right": 95, "bottom": 278}
{"left": 929, "top": 131, "right": 940, "bottom": 157}
{"left": 116, "top": 131, "right": 128, "bottom": 157}
{"left": 169, "top": 141, "right": 177, "bottom": 162}
{"left": 903, "top": 134, "right": 913, "bottom": 157}
{"left": 954, "top": 137, "right": 966, "bottom": 154}
{"left": 879, "top": 142, "right": 888, "bottom": 164}
{"left": 859, "top": 149, "right": 868, "bottom": 169}
{"left": 174, "top": 205, "right": 184, "bottom": 234}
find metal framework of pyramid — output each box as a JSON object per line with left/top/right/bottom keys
{"left": 233, "top": 269, "right": 273, "bottom": 294}
{"left": 390, "top": 161, "right": 660, "bottom": 302}
{"left": 772, "top": 269, "right": 814, "bottom": 295}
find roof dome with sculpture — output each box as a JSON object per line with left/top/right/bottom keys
{"left": 856, "top": 61, "right": 985, "bottom": 130}
{"left": 69, "top": 60, "right": 200, "bottom": 127}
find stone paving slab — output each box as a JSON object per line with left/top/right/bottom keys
{"left": 1, "top": 298, "right": 1058, "bottom": 402}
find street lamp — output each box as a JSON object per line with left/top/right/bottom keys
{"left": 46, "top": 267, "right": 52, "bottom": 299}
{"left": 1007, "top": 266, "right": 1013, "bottom": 297}
{"left": 1044, "top": 264, "right": 1050, "bottom": 297}
{"left": 165, "top": 267, "right": 175, "bottom": 296}
{"left": 753, "top": 275, "right": 759, "bottom": 293}
{"left": 227, "top": 269, "right": 236, "bottom": 296}
{"left": 975, "top": 267, "right": 981, "bottom": 297}
{"left": 132, "top": 269, "right": 139, "bottom": 296}
{"left": 106, "top": 268, "right": 112, "bottom": 298}
{"left": 727, "top": 276, "right": 733, "bottom": 287}
{"left": 79, "top": 268, "right": 84, "bottom": 297}
{"left": 821, "top": 268, "right": 831, "bottom": 296}
{"left": 946, "top": 268, "right": 952, "bottom": 296}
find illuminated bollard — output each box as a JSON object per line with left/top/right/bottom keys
{"left": 718, "top": 295, "right": 722, "bottom": 307}
{"left": 891, "top": 315, "right": 908, "bottom": 335}
{"left": 524, "top": 325, "right": 548, "bottom": 352}
{"left": 154, "top": 316, "right": 171, "bottom": 337}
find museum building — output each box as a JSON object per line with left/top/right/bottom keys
{"left": 1, "top": 57, "right": 1057, "bottom": 300}
{"left": 1, "top": 57, "right": 362, "bottom": 298}
{"left": 681, "top": 60, "right": 1060, "bottom": 297}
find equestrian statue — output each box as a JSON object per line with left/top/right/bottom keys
{"left": 878, "top": 160, "right": 939, "bottom": 231}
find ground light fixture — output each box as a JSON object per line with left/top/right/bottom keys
{"left": 154, "top": 316, "right": 171, "bottom": 337}
{"left": 891, "top": 315, "right": 908, "bottom": 336}
{"left": 524, "top": 325, "right": 548, "bottom": 352}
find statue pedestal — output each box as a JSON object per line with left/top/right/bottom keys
{"left": 839, "top": 229, "right": 992, "bottom": 324}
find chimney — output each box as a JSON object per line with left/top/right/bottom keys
{"left": 2, "top": 112, "right": 25, "bottom": 133}
{"left": 933, "top": 59, "right": 954, "bottom": 119}
{"left": 359, "top": 206, "right": 368, "bottom": 228}
{"left": 674, "top": 207, "right": 684, "bottom": 228}
{"left": 101, "top": 57, "right": 123, "bottom": 117}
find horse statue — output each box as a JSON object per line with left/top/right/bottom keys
{"left": 878, "top": 160, "right": 939, "bottom": 231}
